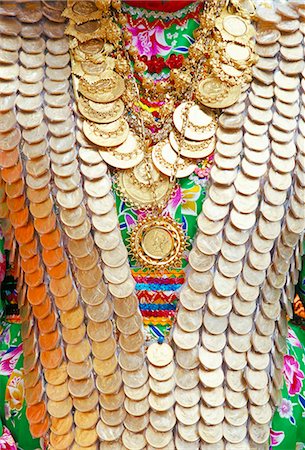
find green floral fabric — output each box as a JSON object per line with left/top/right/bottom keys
{"left": 0, "top": 229, "right": 41, "bottom": 450}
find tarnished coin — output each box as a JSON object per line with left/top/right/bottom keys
{"left": 122, "top": 429, "right": 146, "bottom": 450}
{"left": 150, "top": 408, "right": 176, "bottom": 433}
{"left": 96, "top": 420, "right": 123, "bottom": 442}
{"left": 176, "top": 347, "right": 199, "bottom": 370}
{"left": 124, "top": 412, "right": 149, "bottom": 434}
{"left": 202, "top": 330, "right": 226, "bottom": 353}
{"left": 198, "top": 421, "right": 223, "bottom": 444}
{"left": 249, "top": 421, "right": 269, "bottom": 444}
{"left": 125, "top": 396, "right": 149, "bottom": 417}
{"left": 145, "top": 425, "right": 172, "bottom": 449}
{"left": 175, "top": 366, "right": 199, "bottom": 390}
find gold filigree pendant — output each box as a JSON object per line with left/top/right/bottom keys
{"left": 129, "top": 215, "right": 187, "bottom": 269}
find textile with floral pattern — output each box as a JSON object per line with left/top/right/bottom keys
{"left": 0, "top": 229, "right": 41, "bottom": 450}
{"left": 270, "top": 322, "right": 305, "bottom": 449}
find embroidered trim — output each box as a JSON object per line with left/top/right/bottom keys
{"left": 125, "top": 4, "right": 202, "bottom": 29}
{"left": 122, "top": 1, "right": 200, "bottom": 20}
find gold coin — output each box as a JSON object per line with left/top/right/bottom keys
{"left": 78, "top": 70, "right": 125, "bottom": 103}
{"left": 130, "top": 215, "right": 186, "bottom": 269}
{"left": 50, "top": 431, "right": 74, "bottom": 449}
{"left": 83, "top": 118, "right": 129, "bottom": 147}
{"left": 87, "top": 319, "right": 112, "bottom": 342}
{"left": 80, "top": 160, "right": 107, "bottom": 179}
{"left": 149, "top": 361, "right": 175, "bottom": 383}
{"left": 175, "top": 347, "right": 199, "bottom": 370}
{"left": 92, "top": 337, "right": 116, "bottom": 361}
{"left": 124, "top": 412, "right": 149, "bottom": 433}
{"left": 122, "top": 429, "right": 147, "bottom": 450}
{"left": 46, "top": 381, "right": 69, "bottom": 402}
{"left": 96, "top": 369, "right": 122, "bottom": 394}
{"left": 62, "top": 323, "right": 86, "bottom": 345}
{"left": 96, "top": 419, "right": 124, "bottom": 441}
{"left": 101, "top": 407, "right": 126, "bottom": 427}
{"left": 67, "top": 357, "right": 93, "bottom": 380}
{"left": 47, "top": 397, "right": 73, "bottom": 419}
{"left": 175, "top": 386, "right": 200, "bottom": 408}
{"left": 50, "top": 413, "right": 73, "bottom": 436}
{"left": 116, "top": 313, "right": 142, "bottom": 334}
{"left": 74, "top": 408, "right": 99, "bottom": 430}
{"left": 99, "top": 387, "right": 125, "bottom": 411}
{"left": 75, "top": 427, "right": 98, "bottom": 447}
{"left": 197, "top": 77, "right": 241, "bottom": 109}
{"left": 119, "top": 350, "right": 144, "bottom": 372}
{"left": 119, "top": 330, "right": 144, "bottom": 353}
{"left": 45, "top": 362, "right": 68, "bottom": 386}
{"left": 175, "top": 403, "right": 200, "bottom": 426}
{"left": 152, "top": 142, "right": 196, "bottom": 178}
{"left": 117, "top": 164, "right": 173, "bottom": 209}
{"left": 122, "top": 365, "right": 149, "bottom": 389}
{"left": 94, "top": 354, "right": 118, "bottom": 377}
{"left": 73, "top": 389, "right": 99, "bottom": 412}
{"left": 143, "top": 227, "right": 173, "bottom": 260}
{"left": 125, "top": 396, "right": 150, "bottom": 417}
{"left": 124, "top": 381, "right": 150, "bottom": 401}
{"left": 68, "top": 376, "right": 95, "bottom": 398}
{"left": 149, "top": 377, "right": 175, "bottom": 396}
{"left": 78, "top": 95, "right": 124, "bottom": 124}
{"left": 145, "top": 425, "right": 172, "bottom": 448}
{"left": 66, "top": 339, "right": 91, "bottom": 364}
{"left": 81, "top": 281, "right": 107, "bottom": 306}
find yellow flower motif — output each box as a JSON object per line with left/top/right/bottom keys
{"left": 5, "top": 368, "right": 24, "bottom": 412}
{"left": 181, "top": 184, "right": 201, "bottom": 216}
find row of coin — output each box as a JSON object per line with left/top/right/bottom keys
{"left": 175, "top": 3, "right": 305, "bottom": 447}
{"left": 254, "top": 4, "right": 305, "bottom": 420}
{"left": 0, "top": 4, "right": 69, "bottom": 442}
{"left": 174, "top": 68, "right": 248, "bottom": 449}
{"left": 42, "top": 15, "right": 103, "bottom": 449}
{"left": 278, "top": 0, "right": 305, "bottom": 374}
{"left": 74, "top": 111, "right": 147, "bottom": 447}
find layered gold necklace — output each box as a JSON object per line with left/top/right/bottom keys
{"left": 64, "top": 0, "right": 257, "bottom": 268}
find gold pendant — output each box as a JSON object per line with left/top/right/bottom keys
{"left": 114, "top": 160, "right": 174, "bottom": 210}
{"left": 129, "top": 215, "right": 186, "bottom": 269}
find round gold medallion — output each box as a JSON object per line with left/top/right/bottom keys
{"left": 197, "top": 77, "right": 241, "bottom": 109}
{"left": 129, "top": 216, "right": 186, "bottom": 269}
{"left": 114, "top": 160, "right": 174, "bottom": 210}
{"left": 142, "top": 228, "right": 173, "bottom": 260}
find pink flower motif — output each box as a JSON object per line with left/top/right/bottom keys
{"left": 278, "top": 398, "right": 293, "bottom": 418}
{"left": 0, "top": 426, "right": 17, "bottom": 450}
{"left": 270, "top": 429, "right": 285, "bottom": 447}
{"left": 283, "top": 354, "right": 305, "bottom": 396}
{"left": 127, "top": 23, "right": 171, "bottom": 58}
{"left": 0, "top": 345, "right": 22, "bottom": 377}
{"left": 164, "top": 186, "right": 182, "bottom": 217}
{"left": 0, "top": 251, "right": 6, "bottom": 283}
{"left": 287, "top": 327, "right": 302, "bottom": 349}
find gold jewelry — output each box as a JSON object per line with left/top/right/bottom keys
{"left": 114, "top": 161, "right": 174, "bottom": 210}
{"left": 129, "top": 215, "right": 187, "bottom": 269}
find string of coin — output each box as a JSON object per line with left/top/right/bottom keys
{"left": 0, "top": 5, "right": 71, "bottom": 443}
{"left": 43, "top": 26, "right": 104, "bottom": 448}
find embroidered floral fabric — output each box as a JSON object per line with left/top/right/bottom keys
{"left": 117, "top": 1, "right": 212, "bottom": 340}
{"left": 0, "top": 231, "right": 41, "bottom": 450}
{"left": 270, "top": 322, "right": 305, "bottom": 450}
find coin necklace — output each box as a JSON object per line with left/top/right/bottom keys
{"left": 66, "top": 0, "right": 257, "bottom": 208}
{"left": 66, "top": 0, "right": 257, "bottom": 268}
